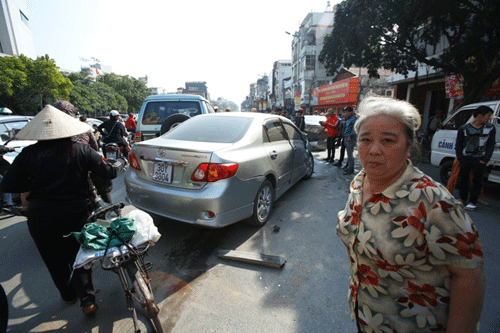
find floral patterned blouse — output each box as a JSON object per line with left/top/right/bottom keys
{"left": 337, "top": 161, "right": 483, "bottom": 333}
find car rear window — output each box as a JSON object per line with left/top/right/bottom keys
{"left": 162, "top": 116, "right": 252, "bottom": 143}
{"left": 142, "top": 101, "right": 202, "bottom": 125}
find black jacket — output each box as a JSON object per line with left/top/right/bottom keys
{"left": 2, "top": 142, "right": 124, "bottom": 206}
{"left": 98, "top": 119, "right": 127, "bottom": 143}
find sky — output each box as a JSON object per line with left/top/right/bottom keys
{"left": 25, "top": 0, "right": 341, "bottom": 107}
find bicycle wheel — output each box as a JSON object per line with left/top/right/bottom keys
{"left": 128, "top": 265, "right": 163, "bottom": 333}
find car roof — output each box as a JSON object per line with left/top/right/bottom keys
{"left": 0, "top": 115, "right": 32, "bottom": 122}
{"left": 144, "top": 94, "right": 208, "bottom": 103}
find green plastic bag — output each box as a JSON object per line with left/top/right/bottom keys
{"left": 73, "top": 218, "right": 136, "bottom": 250}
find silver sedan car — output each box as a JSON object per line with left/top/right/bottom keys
{"left": 124, "top": 112, "right": 314, "bottom": 228}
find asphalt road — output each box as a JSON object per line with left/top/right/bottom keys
{"left": 1, "top": 151, "right": 499, "bottom": 333}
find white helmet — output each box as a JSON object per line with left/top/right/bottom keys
{"left": 110, "top": 110, "right": 120, "bottom": 117}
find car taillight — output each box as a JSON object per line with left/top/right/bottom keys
{"left": 129, "top": 153, "right": 141, "bottom": 170}
{"left": 135, "top": 131, "right": 141, "bottom": 142}
{"left": 191, "top": 163, "right": 238, "bottom": 182}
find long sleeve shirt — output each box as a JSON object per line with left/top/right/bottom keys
{"left": 321, "top": 115, "right": 340, "bottom": 137}
{"left": 455, "top": 123, "right": 496, "bottom": 163}
{"left": 344, "top": 115, "right": 357, "bottom": 140}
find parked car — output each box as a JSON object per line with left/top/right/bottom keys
{"left": 86, "top": 117, "right": 103, "bottom": 128}
{"left": 135, "top": 94, "right": 215, "bottom": 142}
{"left": 0, "top": 115, "right": 35, "bottom": 174}
{"left": 304, "top": 115, "right": 327, "bottom": 151}
{"left": 125, "top": 112, "right": 314, "bottom": 228}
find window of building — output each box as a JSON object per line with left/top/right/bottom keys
{"left": 20, "top": 10, "right": 29, "bottom": 26}
{"left": 305, "top": 55, "right": 315, "bottom": 70}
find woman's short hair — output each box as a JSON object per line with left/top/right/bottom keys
{"left": 354, "top": 96, "right": 421, "bottom": 147}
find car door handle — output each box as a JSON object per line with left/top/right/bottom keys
{"left": 270, "top": 151, "right": 278, "bottom": 160}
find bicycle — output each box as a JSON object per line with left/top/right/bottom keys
{"left": 76, "top": 177, "right": 164, "bottom": 333}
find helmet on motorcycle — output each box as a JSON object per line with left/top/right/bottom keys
{"left": 110, "top": 110, "right": 120, "bottom": 117}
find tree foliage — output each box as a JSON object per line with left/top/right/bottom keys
{"left": 0, "top": 55, "right": 73, "bottom": 114}
{"left": 102, "top": 74, "right": 150, "bottom": 112}
{"left": 319, "top": 0, "right": 500, "bottom": 103}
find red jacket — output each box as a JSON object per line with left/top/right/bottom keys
{"left": 321, "top": 115, "right": 339, "bottom": 137}
{"left": 125, "top": 116, "right": 137, "bottom": 130}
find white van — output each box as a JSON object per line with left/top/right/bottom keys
{"left": 430, "top": 100, "right": 500, "bottom": 184}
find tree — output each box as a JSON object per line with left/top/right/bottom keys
{"left": 0, "top": 55, "right": 73, "bottom": 114}
{"left": 101, "top": 73, "right": 150, "bottom": 112}
{"left": 318, "top": 0, "right": 500, "bottom": 104}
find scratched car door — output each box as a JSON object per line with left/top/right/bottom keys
{"left": 263, "top": 119, "right": 294, "bottom": 192}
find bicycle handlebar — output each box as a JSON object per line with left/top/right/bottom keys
{"left": 87, "top": 202, "right": 125, "bottom": 223}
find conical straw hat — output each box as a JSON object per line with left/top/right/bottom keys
{"left": 16, "top": 105, "right": 91, "bottom": 140}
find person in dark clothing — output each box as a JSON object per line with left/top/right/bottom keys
{"left": 98, "top": 110, "right": 129, "bottom": 158}
{"left": 294, "top": 108, "right": 305, "bottom": 131}
{"left": 2, "top": 105, "right": 127, "bottom": 316}
{"left": 455, "top": 105, "right": 496, "bottom": 211}
{"left": 333, "top": 112, "right": 347, "bottom": 167}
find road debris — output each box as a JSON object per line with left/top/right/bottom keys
{"left": 218, "top": 250, "right": 286, "bottom": 269}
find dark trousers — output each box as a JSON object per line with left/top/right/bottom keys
{"left": 458, "top": 157, "right": 486, "bottom": 205}
{"left": 326, "top": 136, "right": 337, "bottom": 160}
{"left": 27, "top": 201, "right": 95, "bottom": 305}
{"left": 337, "top": 137, "right": 346, "bottom": 163}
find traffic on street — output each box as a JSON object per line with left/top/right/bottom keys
{"left": 1, "top": 148, "right": 499, "bottom": 332}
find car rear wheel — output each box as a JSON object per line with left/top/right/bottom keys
{"left": 247, "top": 179, "right": 274, "bottom": 227}
{"left": 303, "top": 153, "right": 314, "bottom": 179}
{"left": 160, "top": 114, "right": 190, "bottom": 135}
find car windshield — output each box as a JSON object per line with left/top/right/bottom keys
{"left": 162, "top": 116, "right": 252, "bottom": 143}
{"left": 142, "top": 101, "right": 202, "bottom": 125}
{"left": 0, "top": 120, "right": 30, "bottom": 144}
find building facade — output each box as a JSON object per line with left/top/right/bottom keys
{"left": 270, "top": 60, "right": 292, "bottom": 110}
{"left": 291, "top": 9, "right": 335, "bottom": 113}
{"left": 0, "top": 0, "right": 36, "bottom": 58}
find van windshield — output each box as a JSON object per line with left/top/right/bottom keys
{"left": 444, "top": 108, "right": 474, "bottom": 130}
{"left": 142, "top": 101, "right": 201, "bottom": 125}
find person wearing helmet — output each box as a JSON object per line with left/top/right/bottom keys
{"left": 294, "top": 108, "right": 305, "bottom": 131}
{"left": 97, "top": 110, "right": 129, "bottom": 158}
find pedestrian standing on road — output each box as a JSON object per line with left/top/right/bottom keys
{"left": 320, "top": 108, "right": 339, "bottom": 163}
{"left": 333, "top": 109, "right": 347, "bottom": 168}
{"left": 337, "top": 96, "right": 485, "bottom": 333}
{"left": 342, "top": 106, "right": 357, "bottom": 174}
{"left": 294, "top": 108, "right": 305, "bottom": 131}
{"left": 1, "top": 105, "right": 127, "bottom": 316}
{"left": 455, "top": 105, "right": 496, "bottom": 211}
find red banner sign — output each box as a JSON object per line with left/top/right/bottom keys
{"left": 318, "top": 78, "right": 359, "bottom": 105}
{"left": 445, "top": 75, "right": 464, "bottom": 99}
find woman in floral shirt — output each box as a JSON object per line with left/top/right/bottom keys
{"left": 337, "top": 96, "right": 485, "bottom": 333}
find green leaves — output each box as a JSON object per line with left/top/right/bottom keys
{"left": 319, "top": 0, "right": 500, "bottom": 103}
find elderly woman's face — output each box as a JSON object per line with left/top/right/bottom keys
{"left": 357, "top": 115, "right": 411, "bottom": 180}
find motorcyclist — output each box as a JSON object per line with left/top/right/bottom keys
{"left": 98, "top": 110, "right": 129, "bottom": 158}
{"left": 125, "top": 113, "right": 136, "bottom": 134}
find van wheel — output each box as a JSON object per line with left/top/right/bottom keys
{"left": 160, "top": 114, "right": 190, "bottom": 135}
{"left": 439, "top": 160, "right": 454, "bottom": 185}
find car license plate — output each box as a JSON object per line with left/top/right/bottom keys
{"left": 152, "top": 162, "right": 173, "bottom": 183}
{"left": 106, "top": 151, "right": 117, "bottom": 160}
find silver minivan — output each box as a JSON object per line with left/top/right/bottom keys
{"left": 135, "top": 94, "right": 215, "bottom": 142}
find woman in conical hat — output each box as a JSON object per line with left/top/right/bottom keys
{"left": 2, "top": 105, "right": 127, "bottom": 316}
